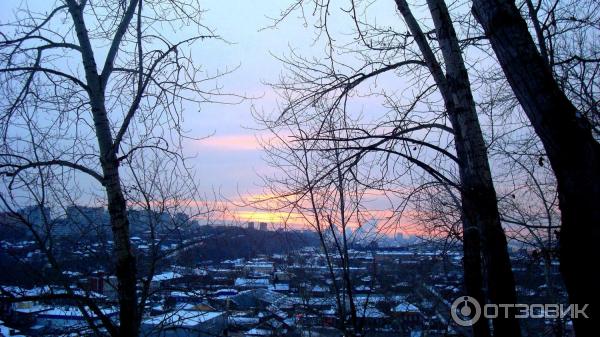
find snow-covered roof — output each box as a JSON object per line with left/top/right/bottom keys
{"left": 152, "top": 272, "right": 182, "bottom": 282}
{"left": 143, "top": 310, "right": 223, "bottom": 327}
{"left": 213, "top": 288, "right": 238, "bottom": 295}
{"left": 14, "top": 305, "right": 49, "bottom": 314}
{"left": 245, "top": 328, "right": 274, "bottom": 336}
{"left": 170, "top": 290, "right": 204, "bottom": 298}
{"left": 246, "top": 262, "right": 274, "bottom": 268}
{"left": 269, "top": 283, "right": 290, "bottom": 291}
{"left": 37, "top": 306, "right": 118, "bottom": 318}
{"left": 235, "top": 278, "right": 270, "bottom": 287}
{"left": 228, "top": 316, "right": 260, "bottom": 326}
{"left": 356, "top": 307, "right": 386, "bottom": 318}
{"left": 1, "top": 285, "right": 105, "bottom": 299}
{"left": 393, "top": 302, "right": 420, "bottom": 313}
{"left": 311, "top": 285, "right": 327, "bottom": 292}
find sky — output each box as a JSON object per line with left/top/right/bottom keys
{"left": 179, "top": 1, "right": 346, "bottom": 194}
{"left": 0, "top": 0, "right": 417, "bottom": 234}
{"left": 176, "top": 1, "right": 339, "bottom": 224}
{"left": 172, "top": 1, "right": 324, "bottom": 191}
{"left": 0, "top": 0, "right": 324, "bottom": 207}
{"left": 167, "top": 0, "right": 401, "bottom": 224}
{"left": 180, "top": 1, "right": 410, "bottom": 229}
{"left": 0, "top": 1, "right": 568, "bottom": 245}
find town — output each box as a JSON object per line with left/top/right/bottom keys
{"left": 0, "top": 206, "right": 568, "bottom": 337}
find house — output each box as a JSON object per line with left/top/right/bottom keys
{"left": 228, "top": 314, "right": 260, "bottom": 329}
{"left": 269, "top": 283, "right": 290, "bottom": 293}
{"left": 244, "top": 317, "right": 291, "bottom": 337}
{"left": 355, "top": 306, "right": 388, "bottom": 330}
{"left": 150, "top": 272, "right": 184, "bottom": 290}
{"left": 392, "top": 302, "right": 424, "bottom": 330}
{"left": 310, "top": 285, "right": 328, "bottom": 297}
{"left": 230, "top": 289, "right": 286, "bottom": 311}
{"left": 141, "top": 310, "right": 226, "bottom": 337}
{"left": 212, "top": 288, "right": 238, "bottom": 299}
{"left": 35, "top": 306, "right": 118, "bottom": 330}
{"left": 245, "top": 261, "right": 274, "bottom": 274}
{"left": 235, "top": 278, "right": 270, "bottom": 289}
{"left": 168, "top": 290, "right": 205, "bottom": 305}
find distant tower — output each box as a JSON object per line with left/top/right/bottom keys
{"left": 259, "top": 222, "right": 268, "bottom": 231}
{"left": 247, "top": 222, "right": 255, "bottom": 230}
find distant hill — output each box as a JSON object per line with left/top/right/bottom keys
{"left": 185, "top": 225, "right": 320, "bottom": 262}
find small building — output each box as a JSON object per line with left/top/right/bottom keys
{"left": 35, "top": 306, "right": 118, "bottom": 330}
{"left": 392, "top": 302, "right": 424, "bottom": 329}
{"left": 235, "top": 278, "right": 270, "bottom": 289}
{"left": 141, "top": 310, "right": 226, "bottom": 337}
{"left": 269, "top": 283, "right": 290, "bottom": 293}
{"left": 151, "top": 272, "right": 183, "bottom": 290}
{"left": 245, "top": 261, "right": 274, "bottom": 274}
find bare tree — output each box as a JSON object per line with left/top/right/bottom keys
{"left": 0, "top": 1, "right": 232, "bottom": 336}
{"left": 394, "top": 0, "right": 519, "bottom": 335}
{"left": 0, "top": 153, "right": 212, "bottom": 336}
{"left": 255, "top": 112, "right": 370, "bottom": 336}
{"left": 471, "top": 1, "right": 599, "bottom": 333}
{"left": 496, "top": 148, "right": 566, "bottom": 337}
{"left": 263, "top": 0, "right": 521, "bottom": 335}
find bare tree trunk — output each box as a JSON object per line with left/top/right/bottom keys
{"left": 426, "top": 1, "right": 521, "bottom": 336}
{"left": 462, "top": 219, "right": 491, "bottom": 337}
{"left": 67, "top": 2, "right": 139, "bottom": 336}
{"left": 472, "top": 1, "right": 599, "bottom": 335}
{"left": 394, "top": 3, "right": 491, "bottom": 337}
{"left": 102, "top": 157, "right": 139, "bottom": 337}
{"left": 336, "top": 166, "right": 359, "bottom": 335}
{"left": 396, "top": 0, "right": 521, "bottom": 335}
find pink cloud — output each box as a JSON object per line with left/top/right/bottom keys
{"left": 195, "top": 134, "right": 263, "bottom": 151}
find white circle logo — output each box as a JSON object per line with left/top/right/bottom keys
{"left": 451, "top": 296, "right": 481, "bottom": 326}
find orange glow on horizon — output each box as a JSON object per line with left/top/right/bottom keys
{"left": 127, "top": 193, "right": 429, "bottom": 237}
{"left": 233, "top": 210, "right": 302, "bottom": 223}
